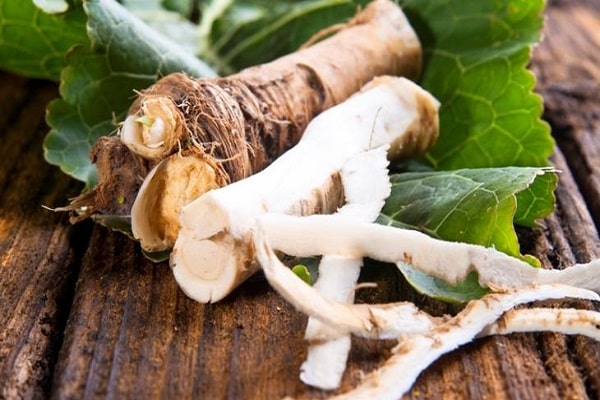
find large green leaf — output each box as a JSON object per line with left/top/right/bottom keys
{"left": 43, "top": 0, "right": 216, "bottom": 185}
{"left": 398, "top": 0, "right": 553, "bottom": 169}
{"left": 377, "top": 168, "right": 557, "bottom": 262}
{"left": 0, "top": 0, "right": 87, "bottom": 81}
{"left": 371, "top": 0, "right": 554, "bottom": 300}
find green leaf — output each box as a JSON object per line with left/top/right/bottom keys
{"left": 377, "top": 168, "right": 557, "bottom": 261}
{"left": 121, "top": 0, "right": 201, "bottom": 55}
{"left": 84, "top": 0, "right": 214, "bottom": 77}
{"left": 514, "top": 170, "right": 557, "bottom": 227}
{"left": 397, "top": 262, "right": 489, "bottom": 304}
{"left": 161, "top": 0, "right": 195, "bottom": 18}
{"left": 44, "top": 47, "right": 144, "bottom": 185}
{"left": 43, "top": 0, "right": 216, "bottom": 185}
{"left": 292, "top": 264, "right": 312, "bottom": 285}
{"left": 0, "top": 0, "right": 88, "bottom": 81}
{"left": 374, "top": 0, "right": 554, "bottom": 301}
{"left": 398, "top": 0, "right": 553, "bottom": 169}
{"left": 204, "top": 0, "right": 357, "bottom": 73}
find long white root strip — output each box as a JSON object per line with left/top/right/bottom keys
{"left": 254, "top": 227, "right": 438, "bottom": 339}
{"left": 259, "top": 214, "right": 600, "bottom": 293}
{"left": 305, "top": 257, "right": 363, "bottom": 333}
{"left": 301, "top": 146, "right": 392, "bottom": 390}
{"left": 332, "top": 285, "right": 599, "bottom": 400}
{"left": 172, "top": 76, "right": 440, "bottom": 303}
{"left": 301, "top": 334, "right": 353, "bottom": 391}
{"left": 300, "top": 256, "right": 362, "bottom": 390}
{"left": 482, "top": 308, "right": 600, "bottom": 340}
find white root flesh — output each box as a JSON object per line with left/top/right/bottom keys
{"left": 258, "top": 213, "right": 600, "bottom": 293}
{"left": 301, "top": 147, "right": 392, "bottom": 390}
{"left": 254, "top": 225, "right": 600, "bottom": 341}
{"left": 330, "top": 285, "right": 600, "bottom": 400}
{"left": 300, "top": 256, "right": 361, "bottom": 390}
{"left": 171, "top": 76, "right": 440, "bottom": 303}
{"left": 128, "top": 0, "right": 425, "bottom": 254}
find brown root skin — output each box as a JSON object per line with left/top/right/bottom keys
{"left": 125, "top": 0, "right": 422, "bottom": 174}
{"left": 66, "top": 137, "right": 151, "bottom": 223}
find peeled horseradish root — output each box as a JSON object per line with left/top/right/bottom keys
{"left": 170, "top": 75, "right": 440, "bottom": 303}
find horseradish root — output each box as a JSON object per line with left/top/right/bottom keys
{"left": 257, "top": 213, "right": 600, "bottom": 293}
{"left": 74, "top": 0, "right": 423, "bottom": 252}
{"left": 253, "top": 226, "right": 439, "bottom": 339}
{"left": 171, "top": 76, "right": 440, "bottom": 303}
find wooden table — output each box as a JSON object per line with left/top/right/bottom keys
{"left": 1, "top": 1, "right": 599, "bottom": 398}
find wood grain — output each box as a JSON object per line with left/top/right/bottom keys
{"left": 0, "top": 76, "right": 89, "bottom": 399}
{"left": 1, "top": 1, "right": 600, "bottom": 399}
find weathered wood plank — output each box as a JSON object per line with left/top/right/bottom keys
{"left": 49, "top": 149, "right": 600, "bottom": 400}
{"left": 532, "top": 0, "right": 600, "bottom": 227}
{"left": 1, "top": 1, "right": 599, "bottom": 399}
{"left": 50, "top": 227, "right": 312, "bottom": 399}
{"left": 0, "top": 74, "right": 89, "bottom": 399}
{"left": 49, "top": 2, "right": 600, "bottom": 397}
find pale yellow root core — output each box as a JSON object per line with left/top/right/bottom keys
{"left": 131, "top": 150, "right": 226, "bottom": 252}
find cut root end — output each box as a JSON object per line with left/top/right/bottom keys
{"left": 131, "top": 149, "right": 227, "bottom": 252}
{"left": 120, "top": 96, "right": 185, "bottom": 160}
{"left": 171, "top": 231, "right": 257, "bottom": 303}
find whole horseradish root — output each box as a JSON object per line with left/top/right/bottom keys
{"left": 69, "top": 0, "right": 423, "bottom": 252}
